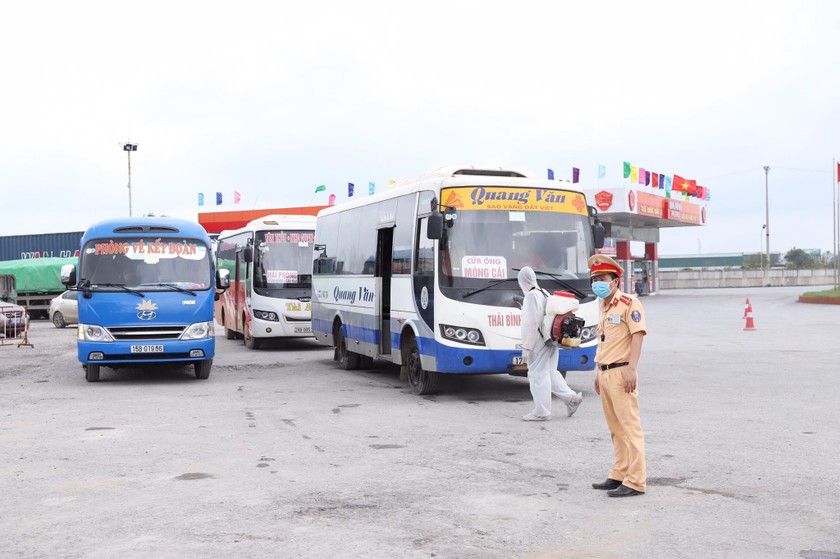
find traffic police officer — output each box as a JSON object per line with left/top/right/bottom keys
{"left": 588, "top": 254, "right": 647, "bottom": 498}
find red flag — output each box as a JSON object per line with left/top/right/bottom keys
{"left": 836, "top": 162, "right": 840, "bottom": 183}
{"left": 652, "top": 173, "right": 659, "bottom": 188}
{"left": 672, "top": 175, "right": 696, "bottom": 194}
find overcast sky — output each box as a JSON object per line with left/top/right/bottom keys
{"left": 1, "top": 1, "right": 839, "bottom": 256}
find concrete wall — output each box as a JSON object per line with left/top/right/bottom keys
{"left": 659, "top": 269, "right": 836, "bottom": 289}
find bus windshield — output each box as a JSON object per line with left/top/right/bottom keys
{"left": 253, "top": 230, "right": 315, "bottom": 290}
{"left": 79, "top": 237, "right": 211, "bottom": 291}
{"left": 440, "top": 209, "right": 593, "bottom": 287}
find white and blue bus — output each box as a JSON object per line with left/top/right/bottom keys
{"left": 215, "top": 215, "right": 316, "bottom": 349}
{"left": 311, "top": 166, "right": 605, "bottom": 395}
{"left": 61, "top": 217, "right": 230, "bottom": 382}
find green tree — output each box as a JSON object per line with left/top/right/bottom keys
{"left": 742, "top": 253, "right": 763, "bottom": 270}
{"left": 785, "top": 247, "right": 819, "bottom": 269}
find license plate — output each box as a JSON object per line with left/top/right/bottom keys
{"left": 294, "top": 326, "right": 312, "bottom": 334}
{"left": 130, "top": 345, "right": 164, "bottom": 353}
{"left": 512, "top": 356, "right": 524, "bottom": 365}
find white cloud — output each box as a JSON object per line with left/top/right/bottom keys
{"left": 1, "top": 0, "right": 839, "bottom": 255}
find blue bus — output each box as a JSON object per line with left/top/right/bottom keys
{"left": 61, "top": 217, "right": 230, "bottom": 382}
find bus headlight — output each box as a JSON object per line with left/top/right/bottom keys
{"left": 78, "top": 324, "right": 114, "bottom": 342}
{"left": 440, "top": 324, "right": 485, "bottom": 346}
{"left": 181, "top": 321, "right": 215, "bottom": 340}
{"left": 253, "top": 310, "right": 279, "bottom": 322}
{"left": 580, "top": 325, "right": 598, "bottom": 343}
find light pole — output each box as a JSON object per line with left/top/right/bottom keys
{"left": 123, "top": 143, "right": 138, "bottom": 216}
{"left": 760, "top": 224, "right": 766, "bottom": 274}
{"left": 763, "top": 165, "right": 770, "bottom": 286}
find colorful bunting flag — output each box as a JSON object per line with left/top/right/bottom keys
{"left": 328, "top": 194, "right": 336, "bottom": 206}
{"left": 198, "top": 193, "right": 204, "bottom": 206}
{"left": 547, "top": 168, "right": 555, "bottom": 180}
{"left": 315, "top": 184, "right": 326, "bottom": 193}
{"left": 639, "top": 168, "right": 646, "bottom": 185}
{"left": 664, "top": 176, "right": 672, "bottom": 192}
{"left": 572, "top": 167, "right": 580, "bottom": 183}
{"left": 652, "top": 173, "right": 659, "bottom": 188}
{"left": 234, "top": 191, "right": 241, "bottom": 204}
{"left": 369, "top": 181, "right": 375, "bottom": 195}
{"left": 623, "top": 162, "right": 631, "bottom": 179}
{"left": 348, "top": 182, "right": 355, "bottom": 197}
{"left": 630, "top": 166, "right": 638, "bottom": 183}
{"left": 216, "top": 192, "right": 222, "bottom": 205}
{"left": 598, "top": 165, "right": 606, "bottom": 179}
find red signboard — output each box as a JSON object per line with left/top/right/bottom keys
{"left": 635, "top": 191, "right": 664, "bottom": 219}
{"left": 663, "top": 198, "right": 702, "bottom": 224}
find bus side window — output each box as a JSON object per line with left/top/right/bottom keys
{"left": 415, "top": 218, "right": 435, "bottom": 274}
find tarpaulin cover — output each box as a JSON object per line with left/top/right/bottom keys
{"left": 0, "top": 257, "right": 77, "bottom": 293}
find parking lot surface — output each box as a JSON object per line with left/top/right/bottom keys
{"left": 1, "top": 286, "right": 838, "bottom": 558}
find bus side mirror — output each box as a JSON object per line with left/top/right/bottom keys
{"left": 588, "top": 205, "right": 605, "bottom": 249}
{"left": 60, "top": 264, "right": 76, "bottom": 287}
{"left": 216, "top": 268, "right": 230, "bottom": 290}
{"left": 243, "top": 246, "right": 253, "bottom": 263}
{"left": 592, "top": 220, "right": 605, "bottom": 249}
{"left": 427, "top": 214, "right": 443, "bottom": 240}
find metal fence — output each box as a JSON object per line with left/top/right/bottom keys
{"left": 0, "top": 304, "right": 34, "bottom": 348}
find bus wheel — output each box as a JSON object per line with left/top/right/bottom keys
{"left": 194, "top": 359, "right": 212, "bottom": 379}
{"left": 560, "top": 371, "right": 567, "bottom": 379}
{"left": 336, "top": 326, "right": 359, "bottom": 370}
{"left": 222, "top": 311, "right": 236, "bottom": 340}
{"left": 244, "top": 317, "right": 261, "bottom": 349}
{"left": 404, "top": 337, "right": 438, "bottom": 395}
{"left": 84, "top": 364, "right": 100, "bottom": 382}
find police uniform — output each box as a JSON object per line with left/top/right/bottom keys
{"left": 589, "top": 255, "right": 647, "bottom": 495}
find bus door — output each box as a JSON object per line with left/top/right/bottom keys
{"left": 376, "top": 226, "right": 394, "bottom": 355}
{"left": 233, "top": 249, "right": 243, "bottom": 332}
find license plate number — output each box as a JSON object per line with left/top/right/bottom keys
{"left": 512, "top": 356, "right": 524, "bottom": 365}
{"left": 130, "top": 345, "right": 164, "bottom": 353}
{"left": 294, "top": 326, "right": 312, "bottom": 334}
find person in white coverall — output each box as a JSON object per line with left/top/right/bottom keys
{"left": 518, "top": 267, "right": 583, "bottom": 421}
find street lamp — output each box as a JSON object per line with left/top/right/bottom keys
{"left": 763, "top": 165, "right": 770, "bottom": 286}
{"left": 123, "top": 143, "right": 138, "bottom": 216}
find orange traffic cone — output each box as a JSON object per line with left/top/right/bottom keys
{"left": 743, "top": 297, "right": 751, "bottom": 318}
{"left": 744, "top": 298, "right": 756, "bottom": 331}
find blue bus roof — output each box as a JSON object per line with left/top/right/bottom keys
{"left": 80, "top": 217, "right": 211, "bottom": 244}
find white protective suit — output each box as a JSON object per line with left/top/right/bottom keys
{"left": 518, "top": 267, "right": 577, "bottom": 417}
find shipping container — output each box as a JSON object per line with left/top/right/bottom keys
{"left": 0, "top": 232, "right": 84, "bottom": 262}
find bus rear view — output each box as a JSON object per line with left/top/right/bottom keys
{"left": 62, "top": 218, "right": 229, "bottom": 382}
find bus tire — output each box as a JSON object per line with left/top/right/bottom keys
{"left": 560, "top": 371, "right": 567, "bottom": 379}
{"left": 84, "top": 364, "right": 100, "bottom": 382}
{"left": 404, "top": 336, "right": 438, "bottom": 395}
{"left": 336, "top": 325, "right": 359, "bottom": 370}
{"left": 194, "top": 359, "right": 212, "bottom": 379}
{"left": 244, "top": 316, "right": 261, "bottom": 349}
{"left": 222, "top": 312, "right": 236, "bottom": 340}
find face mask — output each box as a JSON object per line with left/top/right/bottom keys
{"left": 591, "top": 281, "right": 613, "bottom": 299}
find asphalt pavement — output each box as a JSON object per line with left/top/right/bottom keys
{"left": 0, "top": 285, "right": 838, "bottom": 558}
